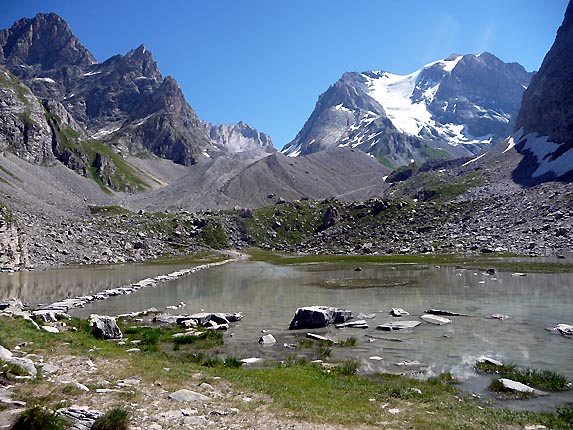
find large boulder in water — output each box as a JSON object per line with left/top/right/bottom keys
{"left": 90, "top": 315, "right": 122, "bottom": 339}
{"left": 289, "top": 306, "right": 352, "bottom": 330}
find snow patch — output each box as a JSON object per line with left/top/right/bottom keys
{"left": 32, "top": 77, "right": 56, "bottom": 83}
{"left": 521, "top": 133, "right": 573, "bottom": 178}
{"left": 461, "top": 153, "right": 486, "bottom": 167}
{"left": 82, "top": 71, "right": 101, "bottom": 77}
{"left": 91, "top": 125, "right": 121, "bottom": 139}
{"left": 503, "top": 136, "right": 516, "bottom": 153}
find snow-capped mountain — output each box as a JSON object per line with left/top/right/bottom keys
{"left": 283, "top": 53, "right": 532, "bottom": 167}
{"left": 513, "top": 1, "right": 573, "bottom": 183}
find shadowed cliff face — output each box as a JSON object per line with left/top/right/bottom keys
{"left": 513, "top": 1, "right": 573, "bottom": 184}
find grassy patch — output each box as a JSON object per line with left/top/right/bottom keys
{"left": 199, "top": 220, "right": 229, "bottom": 248}
{"left": 477, "top": 362, "right": 570, "bottom": 392}
{"left": 88, "top": 205, "right": 132, "bottom": 216}
{"left": 11, "top": 406, "right": 70, "bottom": 430}
{"left": 375, "top": 155, "right": 396, "bottom": 170}
{"left": 92, "top": 408, "right": 129, "bottom": 430}
{"left": 172, "top": 330, "right": 223, "bottom": 349}
{"left": 0, "top": 316, "right": 565, "bottom": 429}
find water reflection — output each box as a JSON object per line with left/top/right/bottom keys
{"left": 1, "top": 260, "right": 572, "bottom": 409}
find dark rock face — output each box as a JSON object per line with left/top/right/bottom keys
{"left": 513, "top": 1, "right": 573, "bottom": 183}
{"left": 283, "top": 54, "right": 532, "bottom": 167}
{"left": 0, "top": 66, "right": 53, "bottom": 164}
{"left": 431, "top": 53, "right": 532, "bottom": 139}
{"left": 0, "top": 13, "right": 96, "bottom": 81}
{"left": 516, "top": 2, "right": 573, "bottom": 145}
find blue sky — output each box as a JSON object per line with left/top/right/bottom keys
{"left": 1, "top": 1, "right": 569, "bottom": 149}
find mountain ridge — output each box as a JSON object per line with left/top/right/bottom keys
{"left": 283, "top": 52, "right": 532, "bottom": 168}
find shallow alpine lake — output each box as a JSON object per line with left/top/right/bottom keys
{"left": 1, "top": 258, "right": 572, "bottom": 410}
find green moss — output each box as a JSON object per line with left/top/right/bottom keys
{"left": 0, "top": 70, "right": 31, "bottom": 105}
{"left": 0, "top": 165, "right": 21, "bottom": 182}
{"left": 375, "top": 155, "right": 396, "bottom": 170}
{"left": 420, "top": 146, "right": 451, "bottom": 160}
{"left": 199, "top": 220, "right": 229, "bottom": 249}
{"left": 20, "top": 111, "right": 36, "bottom": 127}
{"left": 386, "top": 163, "right": 419, "bottom": 183}
{"left": 88, "top": 205, "right": 132, "bottom": 216}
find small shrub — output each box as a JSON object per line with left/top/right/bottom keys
{"left": 474, "top": 361, "right": 517, "bottom": 374}
{"left": 92, "top": 408, "right": 129, "bottom": 430}
{"left": 202, "top": 356, "right": 223, "bottom": 368}
{"left": 12, "top": 406, "right": 70, "bottom": 430}
{"left": 297, "top": 339, "right": 314, "bottom": 349}
{"left": 338, "top": 337, "right": 357, "bottom": 347}
{"left": 317, "top": 343, "right": 332, "bottom": 359}
{"left": 335, "top": 360, "right": 360, "bottom": 376}
{"left": 173, "top": 330, "right": 223, "bottom": 349}
{"left": 224, "top": 357, "right": 243, "bottom": 368}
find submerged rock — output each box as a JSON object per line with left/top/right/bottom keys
{"left": 259, "top": 334, "right": 276, "bottom": 345}
{"left": 376, "top": 321, "right": 421, "bottom": 331}
{"left": 425, "top": 309, "right": 463, "bottom": 316}
{"left": 476, "top": 356, "right": 504, "bottom": 367}
{"left": 548, "top": 323, "right": 573, "bottom": 337}
{"left": 288, "top": 306, "right": 352, "bottom": 330}
{"left": 335, "top": 319, "right": 369, "bottom": 329}
{"left": 390, "top": 308, "right": 410, "bottom": 317}
{"left": 421, "top": 314, "right": 451, "bottom": 325}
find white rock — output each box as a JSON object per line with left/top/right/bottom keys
{"left": 169, "top": 389, "right": 210, "bottom": 402}
{"left": 421, "top": 314, "right": 451, "bottom": 325}
{"left": 258, "top": 334, "right": 276, "bottom": 345}
{"left": 377, "top": 321, "right": 421, "bottom": 331}
{"left": 42, "top": 326, "right": 60, "bottom": 334}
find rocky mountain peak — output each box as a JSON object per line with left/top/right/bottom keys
{"left": 283, "top": 53, "right": 532, "bottom": 165}
{"left": 0, "top": 12, "right": 96, "bottom": 75}
{"left": 203, "top": 121, "right": 275, "bottom": 159}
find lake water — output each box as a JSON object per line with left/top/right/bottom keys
{"left": 1, "top": 259, "right": 572, "bottom": 410}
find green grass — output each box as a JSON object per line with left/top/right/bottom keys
{"left": 11, "top": 406, "right": 70, "bottom": 430}
{"left": 0, "top": 315, "right": 568, "bottom": 429}
{"left": 88, "top": 205, "right": 132, "bottom": 216}
{"left": 199, "top": 220, "right": 229, "bottom": 248}
{"left": 45, "top": 111, "right": 151, "bottom": 193}
{"left": 420, "top": 146, "right": 451, "bottom": 160}
{"left": 338, "top": 336, "right": 357, "bottom": 347}
{"left": 172, "top": 330, "right": 224, "bottom": 349}
{"left": 477, "top": 362, "right": 570, "bottom": 392}
{"left": 92, "top": 408, "right": 129, "bottom": 430}
{"left": 241, "top": 202, "right": 323, "bottom": 247}
{"left": 375, "top": 155, "right": 396, "bottom": 170}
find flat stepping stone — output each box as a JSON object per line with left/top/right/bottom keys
{"left": 421, "top": 314, "right": 451, "bottom": 325}
{"left": 376, "top": 321, "right": 421, "bottom": 331}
